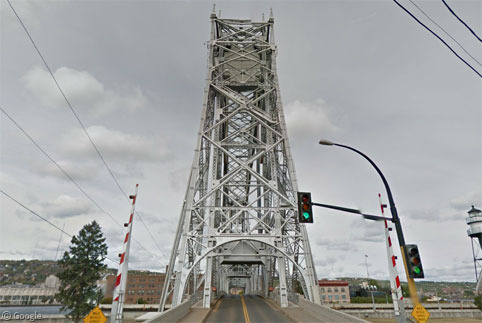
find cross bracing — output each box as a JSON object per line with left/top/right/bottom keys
{"left": 160, "top": 12, "right": 320, "bottom": 311}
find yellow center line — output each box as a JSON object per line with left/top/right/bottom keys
{"left": 241, "top": 295, "right": 251, "bottom": 323}
{"left": 213, "top": 298, "right": 223, "bottom": 312}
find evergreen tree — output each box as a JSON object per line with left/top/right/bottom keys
{"left": 474, "top": 295, "right": 482, "bottom": 311}
{"left": 55, "top": 221, "right": 108, "bottom": 322}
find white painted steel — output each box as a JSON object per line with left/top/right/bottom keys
{"left": 159, "top": 12, "right": 319, "bottom": 311}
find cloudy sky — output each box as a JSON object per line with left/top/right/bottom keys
{"left": 1, "top": 0, "right": 480, "bottom": 283}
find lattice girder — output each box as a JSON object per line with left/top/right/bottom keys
{"left": 159, "top": 13, "right": 319, "bottom": 311}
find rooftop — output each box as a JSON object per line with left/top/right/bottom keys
{"left": 318, "top": 279, "right": 349, "bottom": 287}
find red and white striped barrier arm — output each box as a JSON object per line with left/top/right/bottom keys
{"left": 379, "top": 193, "right": 404, "bottom": 315}
{"left": 110, "top": 184, "right": 139, "bottom": 323}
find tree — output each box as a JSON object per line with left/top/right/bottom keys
{"left": 368, "top": 279, "right": 380, "bottom": 290}
{"left": 137, "top": 298, "right": 147, "bottom": 304}
{"left": 55, "top": 221, "right": 108, "bottom": 322}
{"left": 294, "top": 280, "right": 304, "bottom": 295}
{"left": 474, "top": 295, "right": 482, "bottom": 311}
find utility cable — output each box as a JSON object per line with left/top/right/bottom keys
{"left": 0, "top": 188, "right": 119, "bottom": 264}
{"left": 392, "top": 0, "right": 481, "bottom": 78}
{"left": 134, "top": 210, "right": 165, "bottom": 259}
{"left": 6, "top": 0, "right": 165, "bottom": 257}
{"left": 6, "top": 0, "right": 127, "bottom": 203}
{"left": 0, "top": 106, "right": 161, "bottom": 262}
{"left": 441, "top": 0, "right": 482, "bottom": 42}
{"left": 408, "top": 0, "right": 481, "bottom": 67}
{"left": 0, "top": 106, "right": 122, "bottom": 227}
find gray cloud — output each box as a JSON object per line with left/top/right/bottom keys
{"left": 314, "top": 256, "right": 338, "bottom": 268}
{"left": 350, "top": 219, "right": 385, "bottom": 243}
{"left": 168, "top": 168, "right": 189, "bottom": 192}
{"left": 22, "top": 66, "right": 147, "bottom": 116}
{"left": 450, "top": 191, "right": 482, "bottom": 211}
{"left": 1, "top": 1, "right": 480, "bottom": 281}
{"left": 15, "top": 209, "right": 43, "bottom": 222}
{"left": 35, "top": 160, "right": 100, "bottom": 181}
{"left": 60, "top": 125, "right": 171, "bottom": 163}
{"left": 405, "top": 208, "right": 466, "bottom": 222}
{"left": 284, "top": 99, "right": 341, "bottom": 139}
{"left": 424, "top": 260, "right": 475, "bottom": 282}
{"left": 41, "top": 195, "right": 91, "bottom": 219}
{"left": 315, "top": 237, "right": 359, "bottom": 252}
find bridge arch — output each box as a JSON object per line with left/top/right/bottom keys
{"left": 177, "top": 237, "right": 314, "bottom": 305}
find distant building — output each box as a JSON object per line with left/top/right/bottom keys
{"left": 349, "top": 284, "right": 364, "bottom": 297}
{"left": 427, "top": 295, "right": 442, "bottom": 302}
{"left": 349, "top": 282, "right": 381, "bottom": 298}
{"left": 0, "top": 275, "right": 59, "bottom": 305}
{"left": 44, "top": 275, "right": 60, "bottom": 289}
{"left": 442, "top": 286, "right": 463, "bottom": 299}
{"left": 318, "top": 280, "right": 350, "bottom": 304}
{"left": 104, "top": 272, "right": 165, "bottom": 304}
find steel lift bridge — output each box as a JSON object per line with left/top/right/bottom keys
{"left": 159, "top": 11, "right": 320, "bottom": 311}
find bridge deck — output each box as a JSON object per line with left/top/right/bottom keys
{"left": 186, "top": 294, "right": 369, "bottom": 323}
{"left": 201, "top": 295, "right": 292, "bottom": 323}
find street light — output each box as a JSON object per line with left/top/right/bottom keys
{"left": 318, "top": 139, "right": 421, "bottom": 307}
{"left": 365, "top": 254, "right": 376, "bottom": 311}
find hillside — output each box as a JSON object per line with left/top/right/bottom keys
{"left": 0, "top": 260, "right": 477, "bottom": 301}
{"left": 0, "top": 260, "right": 162, "bottom": 287}
{"left": 337, "top": 277, "right": 477, "bottom": 300}
{"left": 0, "top": 260, "right": 60, "bottom": 286}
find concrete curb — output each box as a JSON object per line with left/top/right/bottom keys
{"left": 297, "top": 298, "right": 370, "bottom": 323}
{"left": 199, "top": 297, "right": 221, "bottom": 323}
{"left": 261, "top": 296, "right": 301, "bottom": 323}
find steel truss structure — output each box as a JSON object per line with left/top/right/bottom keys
{"left": 160, "top": 11, "right": 319, "bottom": 310}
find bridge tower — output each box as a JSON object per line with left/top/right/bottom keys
{"left": 160, "top": 10, "right": 319, "bottom": 310}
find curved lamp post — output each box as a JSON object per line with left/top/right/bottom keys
{"left": 318, "top": 139, "right": 420, "bottom": 307}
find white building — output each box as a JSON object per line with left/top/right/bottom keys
{"left": 0, "top": 275, "right": 60, "bottom": 305}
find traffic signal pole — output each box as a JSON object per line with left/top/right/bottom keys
{"left": 335, "top": 143, "right": 420, "bottom": 306}
{"left": 312, "top": 199, "right": 419, "bottom": 307}
{"left": 318, "top": 140, "right": 421, "bottom": 314}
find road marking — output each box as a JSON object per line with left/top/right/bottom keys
{"left": 240, "top": 295, "right": 251, "bottom": 323}
{"left": 262, "top": 297, "right": 280, "bottom": 311}
{"left": 213, "top": 298, "right": 223, "bottom": 312}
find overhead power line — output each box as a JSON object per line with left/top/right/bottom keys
{"left": 392, "top": 0, "right": 481, "bottom": 78}
{"left": 135, "top": 210, "right": 165, "bottom": 258}
{"left": 408, "top": 0, "right": 481, "bottom": 67}
{"left": 0, "top": 106, "right": 121, "bottom": 227}
{"left": 0, "top": 189, "right": 119, "bottom": 265}
{"left": 1, "top": 189, "right": 72, "bottom": 237}
{"left": 6, "top": 0, "right": 165, "bottom": 257}
{"left": 0, "top": 105, "right": 161, "bottom": 262}
{"left": 6, "top": 0, "right": 127, "bottom": 200}
{"left": 441, "top": 0, "right": 482, "bottom": 42}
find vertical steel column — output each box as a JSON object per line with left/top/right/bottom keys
{"left": 160, "top": 11, "right": 320, "bottom": 310}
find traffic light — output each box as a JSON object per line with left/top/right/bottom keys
{"left": 297, "top": 192, "right": 313, "bottom": 223}
{"left": 405, "top": 244, "right": 424, "bottom": 279}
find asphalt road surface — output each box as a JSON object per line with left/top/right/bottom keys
{"left": 204, "top": 294, "right": 292, "bottom": 323}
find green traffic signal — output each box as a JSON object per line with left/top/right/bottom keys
{"left": 297, "top": 192, "right": 313, "bottom": 223}
{"left": 405, "top": 244, "right": 424, "bottom": 279}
